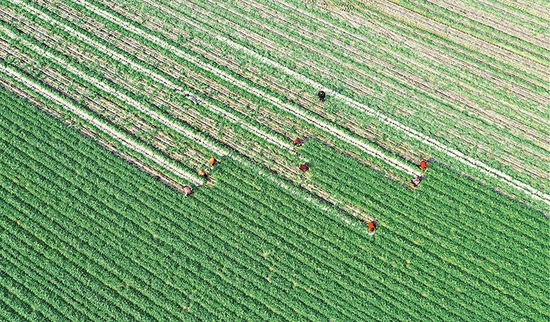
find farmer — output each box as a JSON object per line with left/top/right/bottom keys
{"left": 420, "top": 160, "right": 429, "bottom": 174}
{"left": 318, "top": 90, "right": 326, "bottom": 102}
{"left": 183, "top": 186, "right": 193, "bottom": 196}
{"left": 209, "top": 157, "right": 219, "bottom": 167}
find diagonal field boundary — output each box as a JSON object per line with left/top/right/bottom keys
{"left": 0, "top": 39, "right": 369, "bottom": 234}
{"left": 72, "top": 0, "right": 549, "bottom": 205}
{"left": 68, "top": 0, "right": 421, "bottom": 177}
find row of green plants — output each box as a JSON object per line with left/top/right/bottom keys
{"left": 298, "top": 139, "right": 548, "bottom": 320}
{"left": 0, "top": 87, "right": 432, "bottom": 320}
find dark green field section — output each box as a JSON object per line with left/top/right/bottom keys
{"left": 0, "top": 88, "right": 548, "bottom": 320}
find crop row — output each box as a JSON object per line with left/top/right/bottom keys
{"left": 3, "top": 64, "right": 548, "bottom": 318}
{"left": 216, "top": 153, "right": 548, "bottom": 320}
{"left": 76, "top": 0, "right": 550, "bottom": 203}
{"left": 33, "top": 0, "right": 422, "bottom": 179}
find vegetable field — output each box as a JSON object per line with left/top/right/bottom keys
{"left": 1, "top": 0, "right": 548, "bottom": 320}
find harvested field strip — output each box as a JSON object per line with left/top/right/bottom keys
{"left": 24, "top": 1, "right": 293, "bottom": 154}
{"left": 9, "top": 0, "right": 548, "bottom": 200}
{"left": 58, "top": 0, "right": 421, "bottom": 177}
{"left": 82, "top": 0, "right": 550, "bottom": 203}
{"left": 20, "top": 0, "right": 414, "bottom": 180}
{"left": 424, "top": 0, "right": 549, "bottom": 48}
{"left": 360, "top": 0, "right": 548, "bottom": 79}
{"left": 190, "top": 0, "right": 548, "bottom": 132}
{"left": 0, "top": 39, "right": 208, "bottom": 176}
{"left": 105, "top": 0, "right": 549, "bottom": 165}
{"left": 493, "top": 0, "right": 550, "bottom": 23}
{"left": 100, "top": 0, "right": 548, "bottom": 193}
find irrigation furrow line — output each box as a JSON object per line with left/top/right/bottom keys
{"left": 198, "top": 0, "right": 549, "bottom": 135}
{"left": 0, "top": 25, "right": 203, "bottom": 187}
{"left": 75, "top": 0, "right": 548, "bottom": 204}
{"left": 27, "top": 0, "right": 296, "bottom": 156}
{"left": 70, "top": 0, "right": 419, "bottom": 178}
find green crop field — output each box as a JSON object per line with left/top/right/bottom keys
{"left": 1, "top": 0, "right": 548, "bottom": 320}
